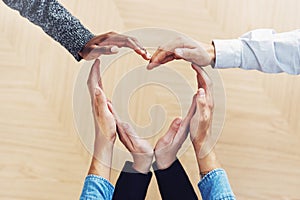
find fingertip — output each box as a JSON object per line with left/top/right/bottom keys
{"left": 95, "top": 87, "right": 101, "bottom": 96}
{"left": 111, "top": 46, "right": 119, "bottom": 53}
{"left": 142, "top": 51, "right": 152, "bottom": 60}
{"left": 174, "top": 117, "right": 182, "bottom": 125}
{"left": 169, "top": 118, "right": 182, "bottom": 132}
{"left": 146, "top": 63, "right": 153, "bottom": 70}
{"left": 147, "top": 62, "right": 158, "bottom": 70}
{"left": 199, "top": 88, "right": 205, "bottom": 97}
{"left": 93, "top": 58, "right": 100, "bottom": 65}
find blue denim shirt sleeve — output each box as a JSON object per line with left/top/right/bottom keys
{"left": 198, "top": 168, "right": 236, "bottom": 200}
{"left": 80, "top": 174, "right": 115, "bottom": 200}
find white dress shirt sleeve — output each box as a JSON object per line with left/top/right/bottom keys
{"left": 213, "top": 29, "right": 300, "bottom": 74}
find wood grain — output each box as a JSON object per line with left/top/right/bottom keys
{"left": 0, "top": 0, "right": 299, "bottom": 199}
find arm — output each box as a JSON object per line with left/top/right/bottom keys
{"left": 153, "top": 99, "right": 198, "bottom": 200}
{"left": 153, "top": 159, "right": 198, "bottom": 200}
{"left": 190, "top": 68, "right": 235, "bottom": 199}
{"left": 109, "top": 106, "right": 154, "bottom": 200}
{"left": 3, "top": 0, "right": 94, "bottom": 61}
{"left": 112, "top": 161, "right": 152, "bottom": 200}
{"left": 197, "top": 153, "right": 235, "bottom": 200}
{"left": 213, "top": 29, "right": 300, "bottom": 74}
{"left": 3, "top": 0, "right": 151, "bottom": 61}
{"left": 147, "top": 29, "right": 300, "bottom": 75}
{"left": 80, "top": 59, "right": 116, "bottom": 199}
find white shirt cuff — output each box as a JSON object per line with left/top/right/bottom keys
{"left": 213, "top": 39, "right": 242, "bottom": 69}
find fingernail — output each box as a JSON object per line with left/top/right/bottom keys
{"left": 146, "top": 52, "right": 152, "bottom": 59}
{"left": 111, "top": 46, "right": 119, "bottom": 53}
{"left": 174, "top": 48, "right": 183, "bottom": 57}
{"left": 147, "top": 63, "right": 153, "bottom": 69}
{"left": 175, "top": 118, "right": 182, "bottom": 125}
{"left": 123, "top": 123, "right": 129, "bottom": 129}
{"left": 199, "top": 88, "right": 205, "bottom": 97}
{"left": 95, "top": 88, "right": 101, "bottom": 95}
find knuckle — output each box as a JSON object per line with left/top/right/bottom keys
{"left": 107, "top": 31, "right": 116, "bottom": 35}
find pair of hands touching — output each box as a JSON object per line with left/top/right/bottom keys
{"left": 84, "top": 31, "right": 217, "bottom": 175}
{"left": 78, "top": 31, "right": 215, "bottom": 68}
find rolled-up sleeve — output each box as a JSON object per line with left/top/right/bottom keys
{"left": 80, "top": 174, "right": 114, "bottom": 200}
{"left": 213, "top": 29, "right": 300, "bottom": 74}
{"left": 198, "top": 168, "right": 235, "bottom": 200}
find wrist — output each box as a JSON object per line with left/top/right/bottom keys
{"left": 154, "top": 154, "right": 176, "bottom": 170}
{"left": 196, "top": 150, "right": 220, "bottom": 175}
{"left": 93, "top": 138, "right": 114, "bottom": 166}
{"left": 132, "top": 153, "right": 154, "bottom": 174}
{"left": 208, "top": 42, "right": 216, "bottom": 65}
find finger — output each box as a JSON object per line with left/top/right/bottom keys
{"left": 117, "top": 122, "right": 135, "bottom": 150}
{"left": 128, "top": 37, "right": 151, "bottom": 60}
{"left": 192, "top": 64, "right": 208, "bottom": 90}
{"left": 183, "top": 94, "right": 197, "bottom": 123}
{"left": 107, "top": 102, "right": 128, "bottom": 140}
{"left": 147, "top": 50, "right": 175, "bottom": 69}
{"left": 94, "top": 87, "right": 108, "bottom": 110}
{"left": 195, "top": 88, "right": 206, "bottom": 117}
{"left": 87, "top": 59, "right": 100, "bottom": 86}
{"left": 173, "top": 94, "right": 197, "bottom": 143}
{"left": 106, "top": 100, "right": 134, "bottom": 146}
{"left": 161, "top": 118, "right": 182, "bottom": 143}
{"left": 87, "top": 59, "right": 102, "bottom": 97}
{"left": 192, "top": 64, "right": 214, "bottom": 106}
{"left": 107, "top": 101, "right": 121, "bottom": 123}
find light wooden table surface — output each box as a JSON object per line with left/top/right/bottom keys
{"left": 0, "top": 0, "right": 300, "bottom": 199}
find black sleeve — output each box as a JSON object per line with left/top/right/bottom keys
{"left": 3, "top": 0, "right": 94, "bottom": 61}
{"left": 153, "top": 159, "right": 198, "bottom": 200}
{"left": 113, "top": 161, "right": 152, "bottom": 200}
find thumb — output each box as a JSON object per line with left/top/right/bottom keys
{"left": 174, "top": 48, "right": 196, "bottom": 61}
{"left": 161, "top": 118, "right": 182, "bottom": 143}
{"left": 195, "top": 88, "right": 206, "bottom": 116}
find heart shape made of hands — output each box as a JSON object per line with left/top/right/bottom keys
{"left": 86, "top": 57, "right": 215, "bottom": 172}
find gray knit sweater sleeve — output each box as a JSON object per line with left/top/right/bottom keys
{"left": 3, "top": 0, "right": 95, "bottom": 61}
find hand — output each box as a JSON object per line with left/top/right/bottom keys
{"left": 87, "top": 59, "right": 116, "bottom": 143}
{"left": 190, "top": 90, "right": 219, "bottom": 176}
{"left": 87, "top": 59, "right": 116, "bottom": 179}
{"left": 79, "top": 31, "right": 151, "bottom": 60}
{"left": 189, "top": 67, "right": 220, "bottom": 175}
{"left": 190, "top": 88, "right": 213, "bottom": 154}
{"left": 109, "top": 103, "right": 154, "bottom": 174}
{"left": 154, "top": 97, "right": 197, "bottom": 170}
{"left": 189, "top": 65, "right": 214, "bottom": 158}
{"left": 147, "top": 36, "right": 215, "bottom": 70}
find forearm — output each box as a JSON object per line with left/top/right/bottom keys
{"left": 198, "top": 168, "right": 236, "bottom": 200}
{"left": 3, "top": 0, "right": 94, "bottom": 61}
{"left": 82, "top": 137, "right": 114, "bottom": 200}
{"left": 193, "top": 148, "right": 221, "bottom": 177}
{"left": 80, "top": 174, "right": 114, "bottom": 200}
{"left": 213, "top": 29, "right": 300, "bottom": 74}
{"left": 113, "top": 161, "right": 152, "bottom": 200}
{"left": 153, "top": 159, "right": 198, "bottom": 200}
{"left": 194, "top": 150, "right": 235, "bottom": 200}
{"left": 89, "top": 136, "right": 114, "bottom": 180}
